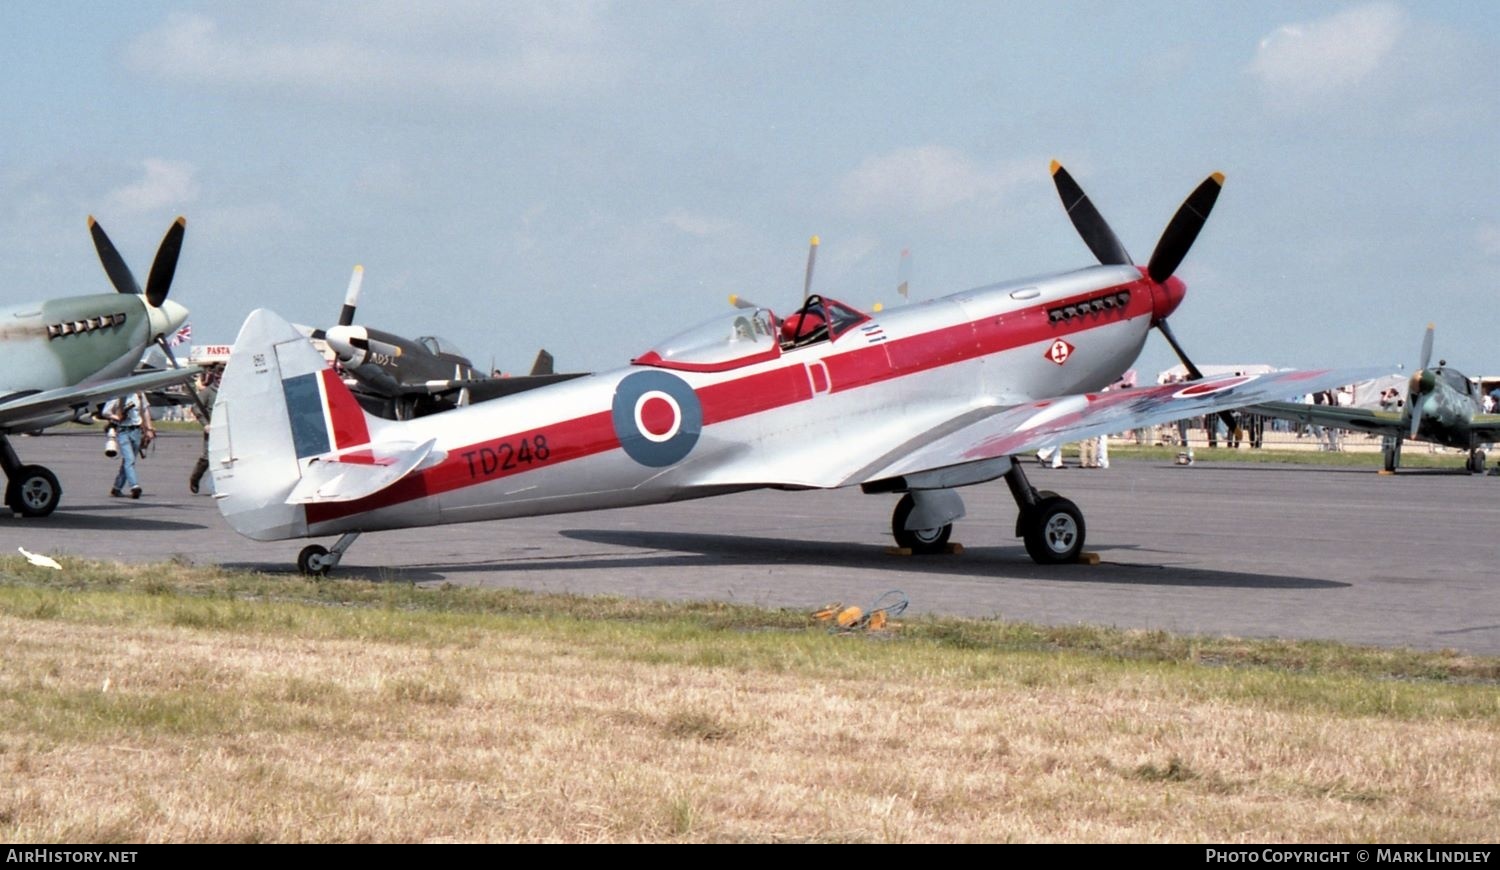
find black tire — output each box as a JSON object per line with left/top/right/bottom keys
{"left": 1468, "top": 450, "right": 1486, "bottom": 474}
{"left": 297, "top": 544, "right": 332, "bottom": 577}
{"left": 8, "top": 465, "right": 61, "bottom": 518}
{"left": 891, "top": 493, "right": 952, "bottom": 555}
{"left": 1022, "top": 495, "right": 1085, "bottom": 564}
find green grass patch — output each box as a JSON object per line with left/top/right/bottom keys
{"left": 0, "top": 555, "right": 1496, "bottom": 723}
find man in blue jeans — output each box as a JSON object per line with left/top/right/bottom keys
{"left": 103, "top": 392, "right": 155, "bottom": 499}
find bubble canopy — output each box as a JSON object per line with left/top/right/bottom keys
{"left": 632, "top": 308, "right": 782, "bottom": 372}
{"left": 632, "top": 297, "right": 870, "bottom": 372}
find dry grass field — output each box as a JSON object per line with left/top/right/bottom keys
{"left": 0, "top": 556, "right": 1495, "bottom": 842}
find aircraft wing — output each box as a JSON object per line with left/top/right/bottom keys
{"left": 0, "top": 367, "right": 201, "bottom": 433}
{"left": 1468, "top": 415, "right": 1500, "bottom": 443}
{"left": 855, "top": 367, "right": 1390, "bottom": 485}
{"left": 1247, "top": 400, "right": 1403, "bottom": 435}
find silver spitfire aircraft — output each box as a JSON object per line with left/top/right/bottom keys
{"left": 209, "top": 163, "right": 1379, "bottom": 574}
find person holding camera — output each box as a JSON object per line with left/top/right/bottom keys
{"left": 102, "top": 392, "right": 154, "bottom": 499}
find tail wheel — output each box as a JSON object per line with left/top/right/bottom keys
{"left": 297, "top": 544, "right": 332, "bottom": 577}
{"left": 891, "top": 493, "right": 952, "bottom": 555}
{"left": 8, "top": 465, "right": 61, "bottom": 518}
{"left": 1022, "top": 495, "right": 1085, "bottom": 564}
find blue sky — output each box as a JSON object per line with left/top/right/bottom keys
{"left": 2, "top": 1, "right": 1496, "bottom": 378}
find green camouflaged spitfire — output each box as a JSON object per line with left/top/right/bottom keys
{"left": 0, "top": 217, "right": 196, "bottom": 517}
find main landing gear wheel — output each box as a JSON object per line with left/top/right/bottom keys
{"left": 1467, "top": 450, "right": 1486, "bottom": 475}
{"left": 1022, "top": 495, "right": 1085, "bottom": 564}
{"left": 298, "top": 545, "right": 332, "bottom": 577}
{"left": 6, "top": 465, "right": 61, "bottom": 518}
{"left": 891, "top": 492, "right": 952, "bottom": 555}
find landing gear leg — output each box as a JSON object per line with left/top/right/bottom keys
{"left": 1381, "top": 436, "right": 1402, "bottom": 473}
{"left": 297, "top": 531, "right": 362, "bottom": 577}
{"left": 1, "top": 435, "right": 61, "bottom": 518}
{"left": 1004, "top": 458, "right": 1086, "bottom": 564}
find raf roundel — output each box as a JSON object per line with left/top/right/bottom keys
{"left": 1172, "top": 374, "right": 1257, "bottom": 399}
{"left": 612, "top": 370, "right": 703, "bottom": 467}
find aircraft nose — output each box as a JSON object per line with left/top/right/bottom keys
{"left": 1150, "top": 274, "right": 1187, "bottom": 323}
{"left": 146, "top": 298, "right": 190, "bottom": 340}
{"left": 324, "top": 325, "right": 364, "bottom": 364}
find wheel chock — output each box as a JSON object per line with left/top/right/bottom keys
{"left": 1077, "top": 551, "right": 1101, "bottom": 565}
{"left": 884, "top": 542, "right": 964, "bottom": 557}
{"left": 1378, "top": 469, "right": 1396, "bottom": 476}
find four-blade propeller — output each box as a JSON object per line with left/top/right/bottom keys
{"left": 1050, "top": 161, "right": 1224, "bottom": 387}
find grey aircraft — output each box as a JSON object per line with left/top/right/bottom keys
{"left": 309, "top": 266, "right": 584, "bottom": 420}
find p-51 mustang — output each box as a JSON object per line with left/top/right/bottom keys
{"left": 1253, "top": 325, "right": 1498, "bottom": 473}
{"left": 1, "top": 217, "right": 196, "bottom": 516}
{"left": 209, "top": 162, "right": 1378, "bottom": 574}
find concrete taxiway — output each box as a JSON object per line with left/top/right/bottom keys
{"left": 6, "top": 430, "right": 1499, "bottom": 655}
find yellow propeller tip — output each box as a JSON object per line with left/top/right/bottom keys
{"left": 1049, "top": 159, "right": 1062, "bottom": 174}
{"left": 86, "top": 215, "right": 98, "bottom": 227}
{"left": 1211, "top": 171, "right": 1225, "bottom": 185}
{"left": 728, "top": 294, "right": 739, "bottom": 306}
{"left": 354, "top": 264, "right": 364, "bottom": 272}
{"left": 810, "top": 235, "right": 820, "bottom": 246}
{"left": 873, "top": 302, "right": 883, "bottom": 312}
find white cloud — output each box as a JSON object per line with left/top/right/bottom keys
{"left": 104, "top": 160, "right": 201, "bottom": 214}
{"left": 125, "top": 4, "right": 622, "bottom": 104}
{"left": 837, "top": 146, "right": 1030, "bottom": 217}
{"left": 1248, "top": 2, "right": 1404, "bottom": 109}
{"left": 662, "top": 210, "right": 737, "bottom": 239}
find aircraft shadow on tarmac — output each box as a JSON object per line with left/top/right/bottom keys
{"left": 271, "top": 529, "right": 1348, "bottom": 590}
{"left": 6, "top": 508, "right": 207, "bottom": 532}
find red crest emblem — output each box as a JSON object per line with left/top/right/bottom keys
{"left": 1046, "top": 339, "right": 1073, "bottom": 366}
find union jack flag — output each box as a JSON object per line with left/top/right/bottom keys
{"left": 168, "top": 323, "right": 192, "bottom": 347}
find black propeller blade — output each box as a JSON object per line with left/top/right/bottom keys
{"left": 87, "top": 215, "right": 186, "bottom": 308}
{"left": 1050, "top": 161, "right": 1132, "bottom": 267}
{"left": 143, "top": 217, "right": 186, "bottom": 308}
{"left": 1146, "top": 173, "right": 1223, "bottom": 284}
{"left": 87, "top": 216, "right": 141, "bottom": 296}
{"left": 1156, "top": 319, "right": 1204, "bottom": 381}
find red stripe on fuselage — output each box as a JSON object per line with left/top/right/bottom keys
{"left": 304, "top": 278, "right": 1151, "bottom": 526}
{"left": 304, "top": 410, "right": 618, "bottom": 525}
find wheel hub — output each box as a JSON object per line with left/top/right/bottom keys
{"left": 1043, "top": 514, "right": 1078, "bottom": 553}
